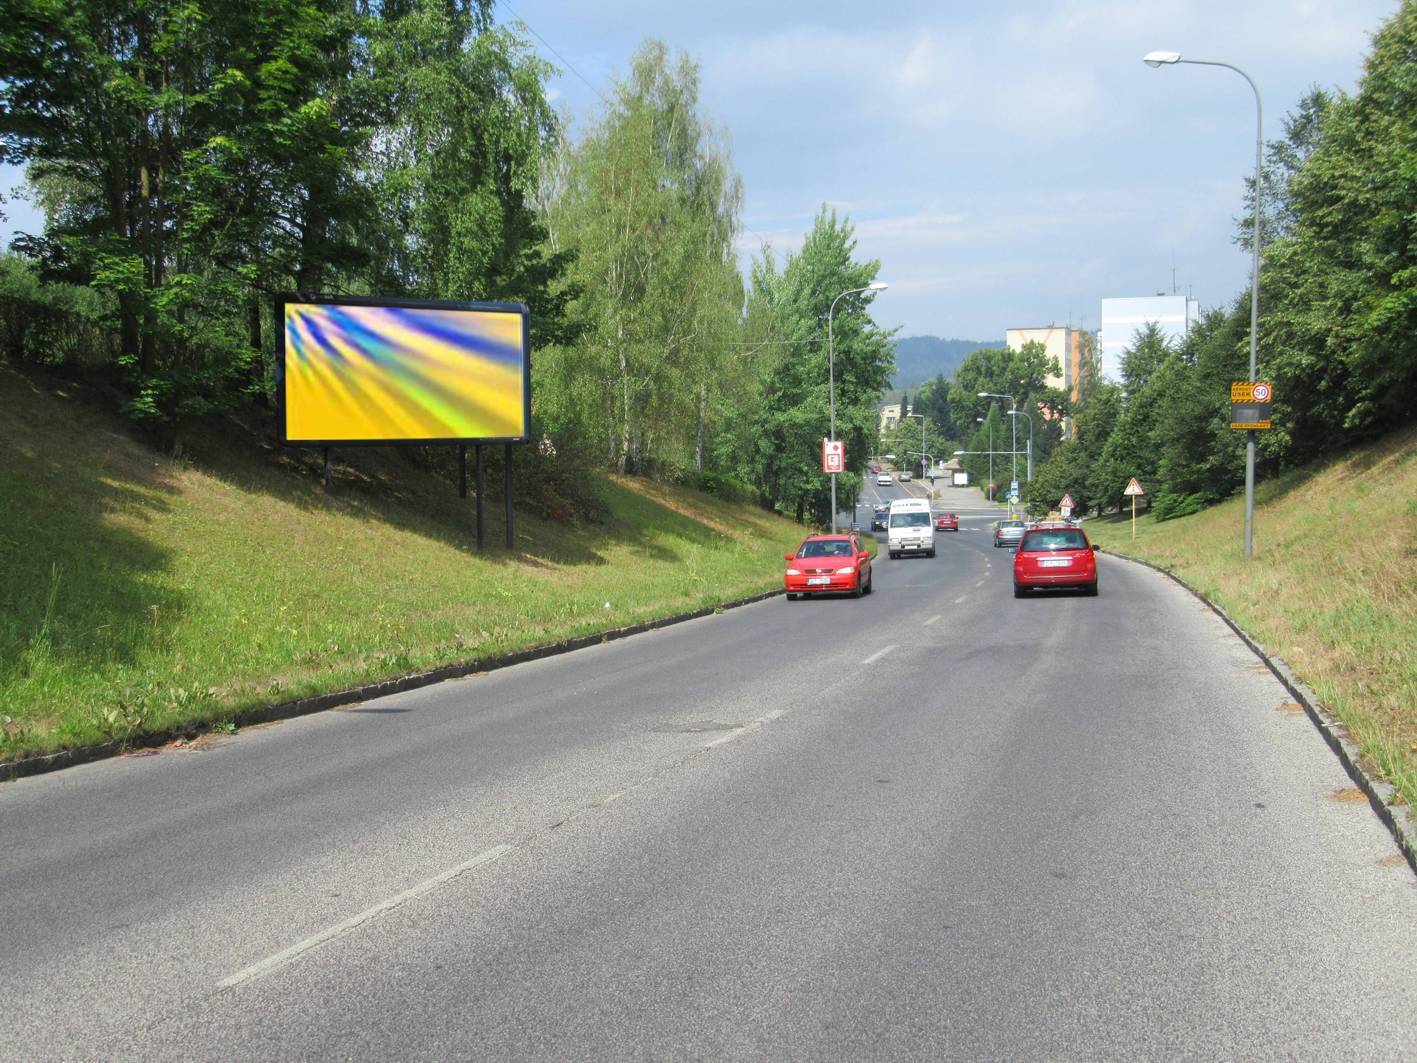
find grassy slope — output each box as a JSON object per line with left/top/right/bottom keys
{"left": 1087, "top": 426, "right": 1417, "bottom": 813}
{"left": 0, "top": 366, "right": 809, "bottom": 760}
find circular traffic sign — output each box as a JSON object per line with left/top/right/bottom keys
{"left": 1252, "top": 382, "right": 1271, "bottom": 402}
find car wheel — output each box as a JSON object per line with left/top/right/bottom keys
{"left": 1084, "top": 582, "right": 1099, "bottom": 597}
{"left": 852, "top": 576, "right": 863, "bottom": 599}
{"left": 865, "top": 572, "right": 873, "bottom": 594}
{"left": 785, "top": 592, "right": 797, "bottom": 601}
{"left": 889, "top": 551, "right": 898, "bottom": 559}
{"left": 1014, "top": 584, "right": 1027, "bottom": 598}
{"left": 927, "top": 548, "right": 936, "bottom": 558}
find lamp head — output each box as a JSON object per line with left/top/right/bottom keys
{"left": 868, "top": 282, "right": 888, "bottom": 292}
{"left": 1144, "top": 50, "right": 1181, "bottom": 68}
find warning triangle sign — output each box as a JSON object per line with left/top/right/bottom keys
{"left": 1059, "top": 494, "right": 1074, "bottom": 509}
{"left": 1123, "top": 477, "right": 1144, "bottom": 496}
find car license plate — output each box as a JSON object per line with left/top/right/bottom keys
{"left": 807, "top": 576, "right": 831, "bottom": 585}
{"left": 1039, "top": 558, "right": 1071, "bottom": 568}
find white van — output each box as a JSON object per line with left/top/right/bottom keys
{"left": 887, "top": 498, "right": 935, "bottom": 559}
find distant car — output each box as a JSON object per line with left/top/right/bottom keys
{"left": 993, "top": 519, "right": 1026, "bottom": 549}
{"left": 1013, "top": 525, "right": 1099, "bottom": 597}
{"left": 934, "top": 512, "right": 959, "bottom": 532}
{"left": 784, "top": 534, "right": 873, "bottom": 599}
{"left": 871, "top": 506, "right": 890, "bottom": 530}
{"left": 898, "top": 471, "right": 911, "bottom": 482}
{"left": 876, "top": 473, "right": 892, "bottom": 486}
{"left": 868, "top": 464, "right": 882, "bottom": 474}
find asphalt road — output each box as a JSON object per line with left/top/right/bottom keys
{"left": 3, "top": 482, "right": 1414, "bottom": 1060}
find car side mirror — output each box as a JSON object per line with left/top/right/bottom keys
{"left": 784, "top": 554, "right": 796, "bottom": 562}
{"left": 1092, "top": 544, "right": 1100, "bottom": 552}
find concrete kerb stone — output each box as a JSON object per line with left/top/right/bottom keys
{"left": 0, "top": 587, "right": 785, "bottom": 784}
{"left": 1108, "top": 550, "right": 1417, "bottom": 876}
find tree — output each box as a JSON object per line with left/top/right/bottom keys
{"left": 745, "top": 207, "right": 894, "bottom": 524}
{"left": 542, "top": 39, "right": 744, "bottom": 476}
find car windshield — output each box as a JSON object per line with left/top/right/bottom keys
{"left": 798, "top": 540, "right": 853, "bottom": 558}
{"left": 890, "top": 512, "right": 930, "bottom": 528}
{"left": 1000, "top": 521, "right": 1024, "bottom": 529}
{"left": 1021, "top": 530, "right": 1088, "bottom": 551}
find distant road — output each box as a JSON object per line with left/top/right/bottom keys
{"left": 3, "top": 511, "right": 1414, "bottom": 1058}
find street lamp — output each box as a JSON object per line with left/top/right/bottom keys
{"left": 904, "top": 412, "right": 927, "bottom": 477}
{"left": 828, "top": 281, "right": 889, "bottom": 533}
{"left": 1006, "top": 408, "right": 1034, "bottom": 481}
{"left": 1144, "top": 49, "right": 1262, "bottom": 560}
{"left": 978, "top": 391, "right": 1017, "bottom": 491}
{"left": 975, "top": 416, "right": 993, "bottom": 497}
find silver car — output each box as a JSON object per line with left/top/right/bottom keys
{"left": 993, "top": 519, "right": 1026, "bottom": 548}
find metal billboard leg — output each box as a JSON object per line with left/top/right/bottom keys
{"left": 475, "top": 444, "right": 485, "bottom": 551}
{"left": 504, "top": 443, "right": 514, "bottom": 550}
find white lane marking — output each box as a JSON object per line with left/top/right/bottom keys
{"left": 953, "top": 595, "right": 967, "bottom": 604}
{"left": 704, "top": 707, "right": 790, "bottom": 749}
{"left": 862, "top": 645, "right": 897, "bottom": 665}
{"left": 705, "top": 727, "right": 749, "bottom": 748}
{"left": 219, "top": 844, "right": 515, "bottom": 988}
{"left": 923, "top": 614, "right": 941, "bottom": 626}
{"left": 974, "top": 579, "right": 986, "bottom": 588}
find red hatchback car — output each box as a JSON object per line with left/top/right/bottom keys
{"left": 934, "top": 512, "right": 959, "bottom": 532}
{"left": 1013, "top": 524, "right": 1099, "bottom": 597}
{"left": 784, "top": 534, "right": 873, "bottom": 599}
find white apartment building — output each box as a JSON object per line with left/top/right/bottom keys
{"left": 1098, "top": 296, "right": 1200, "bottom": 382}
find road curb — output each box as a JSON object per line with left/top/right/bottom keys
{"left": 1108, "top": 550, "right": 1417, "bottom": 875}
{"left": 0, "top": 587, "right": 784, "bottom": 785}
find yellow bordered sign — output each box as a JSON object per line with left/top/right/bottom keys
{"left": 1231, "top": 380, "right": 1273, "bottom": 430}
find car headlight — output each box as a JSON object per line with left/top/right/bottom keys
{"left": 786, "top": 568, "right": 801, "bottom": 575}
{"left": 838, "top": 566, "right": 855, "bottom": 575}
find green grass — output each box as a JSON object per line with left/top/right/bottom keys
{"left": 1087, "top": 426, "right": 1417, "bottom": 813}
{"left": 0, "top": 366, "right": 811, "bottom": 761}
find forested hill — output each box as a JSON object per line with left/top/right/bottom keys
{"left": 890, "top": 336, "right": 992, "bottom": 391}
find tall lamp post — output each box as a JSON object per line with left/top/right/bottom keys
{"left": 904, "top": 412, "right": 927, "bottom": 477}
{"left": 828, "top": 282, "right": 889, "bottom": 532}
{"left": 1144, "top": 50, "right": 1261, "bottom": 560}
{"left": 975, "top": 416, "right": 993, "bottom": 498}
{"left": 1006, "top": 408, "right": 1034, "bottom": 481}
{"left": 978, "top": 391, "right": 1017, "bottom": 489}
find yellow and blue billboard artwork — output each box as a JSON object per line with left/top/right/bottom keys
{"left": 283, "top": 302, "right": 528, "bottom": 443}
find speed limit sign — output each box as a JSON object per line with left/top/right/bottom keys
{"left": 1252, "top": 382, "right": 1271, "bottom": 402}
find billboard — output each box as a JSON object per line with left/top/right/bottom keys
{"left": 278, "top": 296, "right": 530, "bottom": 445}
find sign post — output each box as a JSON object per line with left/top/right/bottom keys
{"left": 1123, "top": 477, "right": 1145, "bottom": 540}
{"left": 823, "top": 438, "right": 845, "bottom": 533}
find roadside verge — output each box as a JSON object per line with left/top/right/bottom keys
{"left": 1, "top": 588, "right": 783, "bottom": 783}
{"left": 1108, "top": 550, "right": 1416, "bottom": 875}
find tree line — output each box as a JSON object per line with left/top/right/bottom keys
{"left": 0, "top": 5, "right": 889, "bottom": 525}
{"left": 901, "top": 3, "right": 1417, "bottom": 520}
{"left": 5, "top": 1, "right": 1414, "bottom": 526}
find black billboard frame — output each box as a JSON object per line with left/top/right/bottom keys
{"left": 275, "top": 293, "right": 531, "bottom": 551}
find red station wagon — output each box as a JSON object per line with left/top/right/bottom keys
{"left": 1013, "top": 524, "right": 1099, "bottom": 597}
{"left": 784, "top": 534, "right": 874, "bottom": 600}
{"left": 934, "top": 512, "right": 959, "bottom": 532}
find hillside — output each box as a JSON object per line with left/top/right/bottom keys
{"left": 1087, "top": 425, "right": 1417, "bottom": 815}
{"left": 0, "top": 364, "right": 809, "bottom": 764}
{"left": 889, "top": 335, "right": 991, "bottom": 392}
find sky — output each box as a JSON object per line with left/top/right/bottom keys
{"left": 1, "top": 0, "right": 1399, "bottom": 344}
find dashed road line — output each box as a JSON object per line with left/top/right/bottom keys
{"left": 861, "top": 645, "right": 898, "bottom": 665}
{"left": 923, "top": 614, "right": 941, "bottom": 626}
{"left": 220, "top": 844, "right": 516, "bottom": 988}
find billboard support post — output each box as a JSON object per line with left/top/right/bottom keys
{"left": 474, "top": 445, "right": 486, "bottom": 549}
{"left": 322, "top": 447, "right": 331, "bottom": 488}
{"left": 504, "top": 443, "right": 514, "bottom": 550}
{"left": 459, "top": 444, "right": 467, "bottom": 499}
